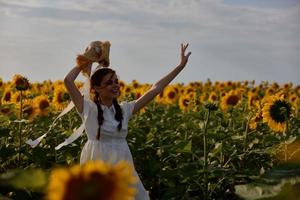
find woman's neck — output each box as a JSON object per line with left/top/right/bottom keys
{"left": 98, "top": 97, "right": 113, "bottom": 107}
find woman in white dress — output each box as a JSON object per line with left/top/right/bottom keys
{"left": 64, "top": 43, "right": 191, "bottom": 200}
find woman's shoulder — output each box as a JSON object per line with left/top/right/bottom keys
{"left": 120, "top": 100, "right": 136, "bottom": 118}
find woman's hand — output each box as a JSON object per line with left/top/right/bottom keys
{"left": 76, "top": 55, "right": 93, "bottom": 77}
{"left": 179, "top": 43, "right": 192, "bottom": 67}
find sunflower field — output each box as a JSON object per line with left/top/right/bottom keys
{"left": 0, "top": 75, "right": 300, "bottom": 200}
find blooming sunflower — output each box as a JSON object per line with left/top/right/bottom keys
{"left": 289, "top": 94, "right": 299, "bottom": 109}
{"left": 12, "top": 74, "right": 30, "bottom": 91}
{"left": 1, "top": 87, "right": 12, "bottom": 103}
{"left": 262, "top": 94, "right": 292, "bottom": 133}
{"left": 208, "top": 91, "right": 218, "bottom": 102}
{"left": 179, "top": 94, "right": 192, "bottom": 112}
{"left": 46, "top": 160, "right": 137, "bottom": 200}
{"left": 53, "top": 85, "right": 70, "bottom": 111}
{"left": 249, "top": 103, "right": 263, "bottom": 130}
{"left": 247, "top": 92, "right": 260, "bottom": 109}
{"left": 0, "top": 103, "right": 15, "bottom": 116}
{"left": 131, "top": 80, "right": 139, "bottom": 89}
{"left": 164, "top": 86, "right": 178, "bottom": 105}
{"left": 220, "top": 90, "right": 241, "bottom": 110}
{"left": 16, "top": 99, "right": 37, "bottom": 121}
{"left": 33, "top": 95, "right": 50, "bottom": 116}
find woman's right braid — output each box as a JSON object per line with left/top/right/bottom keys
{"left": 93, "top": 91, "right": 104, "bottom": 140}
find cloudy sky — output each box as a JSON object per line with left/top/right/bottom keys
{"left": 1, "top": 0, "right": 300, "bottom": 85}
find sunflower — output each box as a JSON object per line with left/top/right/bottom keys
{"left": 1, "top": 87, "right": 12, "bottom": 103}
{"left": 53, "top": 85, "right": 70, "bottom": 111}
{"left": 289, "top": 94, "right": 299, "bottom": 109}
{"left": 247, "top": 92, "right": 260, "bottom": 109}
{"left": 164, "top": 86, "right": 178, "bottom": 104}
{"left": 179, "top": 94, "right": 192, "bottom": 112}
{"left": 220, "top": 90, "right": 241, "bottom": 110}
{"left": 11, "top": 92, "right": 21, "bottom": 104}
{"left": 262, "top": 94, "right": 292, "bottom": 133}
{"left": 133, "top": 88, "right": 144, "bottom": 99}
{"left": 15, "top": 99, "right": 37, "bottom": 121}
{"left": 208, "top": 91, "right": 218, "bottom": 102}
{"left": 46, "top": 160, "right": 137, "bottom": 200}
{"left": 131, "top": 80, "right": 139, "bottom": 89}
{"left": 0, "top": 103, "right": 15, "bottom": 116}
{"left": 249, "top": 103, "right": 263, "bottom": 130}
{"left": 155, "top": 90, "right": 165, "bottom": 104}
{"left": 33, "top": 95, "right": 50, "bottom": 116}
{"left": 12, "top": 74, "right": 29, "bottom": 91}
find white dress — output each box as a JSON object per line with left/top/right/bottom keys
{"left": 77, "top": 96, "right": 150, "bottom": 200}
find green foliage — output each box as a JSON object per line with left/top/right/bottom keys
{"left": 0, "top": 102, "right": 299, "bottom": 199}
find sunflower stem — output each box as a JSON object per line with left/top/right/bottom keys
{"left": 244, "top": 115, "right": 251, "bottom": 152}
{"left": 284, "top": 109, "right": 289, "bottom": 162}
{"left": 203, "top": 108, "right": 211, "bottom": 200}
{"left": 18, "top": 90, "right": 23, "bottom": 167}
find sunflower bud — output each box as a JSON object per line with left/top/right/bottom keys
{"left": 204, "top": 102, "right": 218, "bottom": 111}
{"left": 12, "top": 74, "right": 29, "bottom": 91}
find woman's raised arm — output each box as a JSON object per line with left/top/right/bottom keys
{"left": 133, "top": 43, "right": 191, "bottom": 114}
{"left": 64, "top": 58, "right": 92, "bottom": 114}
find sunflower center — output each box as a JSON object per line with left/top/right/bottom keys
{"left": 64, "top": 172, "right": 115, "bottom": 200}
{"left": 39, "top": 100, "right": 49, "bottom": 110}
{"left": 269, "top": 100, "right": 291, "bottom": 123}
{"left": 1, "top": 108, "right": 11, "bottom": 114}
{"left": 4, "top": 92, "right": 11, "bottom": 101}
{"left": 211, "top": 94, "right": 217, "bottom": 101}
{"left": 168, "top": 91, "right": 176, "bottom": 99}
{"left": 183, "top": 99, "right": 189, "bottom": 107}
{"left": 226, "top": 95, "right": 239, "bottom": 106}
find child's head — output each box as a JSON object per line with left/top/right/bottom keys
{"left": 90, "top": 67, "right": 120, "bottom": 101}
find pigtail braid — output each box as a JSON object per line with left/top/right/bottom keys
{"left": 93, "top": 91, "right": 104, "bottom": 140}
{"left": 113, "top": 99, "right": 123, "bottom": 130}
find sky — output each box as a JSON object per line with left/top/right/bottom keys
{"left": 0, "top": 0, "right": 300, "bottom": 85}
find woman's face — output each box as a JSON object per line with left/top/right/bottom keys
{"left": 95, "top": 72, "right": 120, "bottom": 100}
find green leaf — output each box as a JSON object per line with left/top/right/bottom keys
{"left": 0, "top": 169, "right": 47, "bottom": 191}
{"left": 0, "top": 127, "right": 10, "bottom": 137}
{"left": 175, "top": 140, "right": 192, "bottom": 153}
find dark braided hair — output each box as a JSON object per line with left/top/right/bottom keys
{"left": 90, "top": 67, "right": 123, "bottom": 140}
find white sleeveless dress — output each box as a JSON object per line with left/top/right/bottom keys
{"left": 77, "top": 96, "right": 150, "bottom": 200}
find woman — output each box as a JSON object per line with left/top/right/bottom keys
{"left": 64, "top": 43, "right": 191, "bottom": 199}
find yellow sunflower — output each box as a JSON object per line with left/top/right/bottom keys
{"left": 16, "top": 99, "right": 37, "bottom": 121}
{"left": 0, "top": 103, "right": 15, "bottom": 116}
{"left": 53, "top": 85, "right": 70, "bottom": 111}
{"left": 131, "top": 80, "right": 139, "bottom": 89}
{"left": 247, "top": 92, "right": 260, "bottom": 109}
{"left": 179, "top": 94, "right": 192, "bottom": 112}
{"left": 33, "top": 95, "right": 50, "bottom": 116}
{"left": 46, "top": 160, "right": 137, "bottom": 200}
{"left": 220, "top": 90, "right": 241, "bottom": 110}
{"left": 155, "top": 90, "right": 165, "bottom": 104}
{"left": 289, "top": 94, "right": 299, "bottom": 109}
{"left": 262, "top": 94, "right": 292, "bottom": 133}
{"left": 164, "top": 86, "right": 178, "bottom": 105}
{"left": 1, "top": 87, "right": 12, "bottom": 103}
{"left": 208, "top": 91, "right": 218, "bottom": 102}
{"left": 249, "top": 103, "right": 263, "bottom": 130}
{"left": 12, "top": 74, "right": 30, "bottom": 91}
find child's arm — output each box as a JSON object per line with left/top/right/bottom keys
{"left": 133, "top": 43, "right": 191, "bottom": 114}
{"left": 64, "top": 57, "right": 92, "bottom": 114}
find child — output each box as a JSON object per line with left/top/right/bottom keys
{"left": 63, "top": 42, "right": 191, "bottom": 199}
